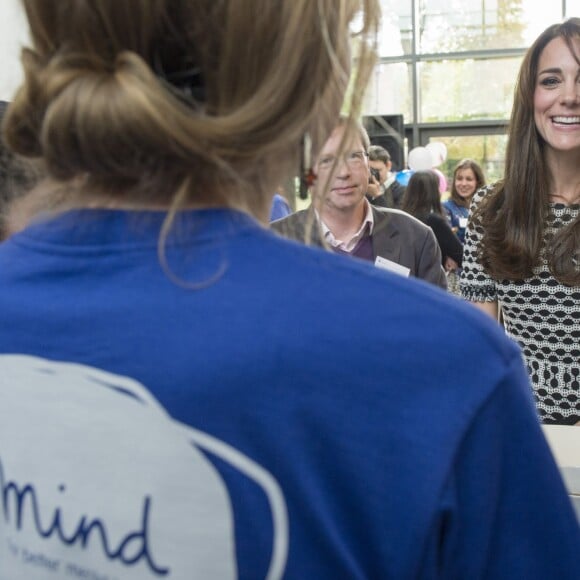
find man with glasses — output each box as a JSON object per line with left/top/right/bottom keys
{"left": 272, "top": 117, "right": 446, "bottom": 288}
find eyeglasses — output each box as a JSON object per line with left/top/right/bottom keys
{"left": 317, "top": 150, "right": 367, "bottom": 171}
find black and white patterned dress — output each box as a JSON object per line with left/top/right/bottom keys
{"left": 461, "top": 187, "right": 579, "bottom": 424}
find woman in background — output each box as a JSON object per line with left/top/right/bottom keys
{"left": 402, "top": 170, "right": 463, "bottom": 271}
{"left": 461, "top": 18, "right": 580, "bottom": 425}
{"left": 443, "top": 158, "right": 486, "bottom": 244}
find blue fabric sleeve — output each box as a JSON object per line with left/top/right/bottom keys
{"left": 421, "top": 352, "right": 580, "bottom": 579}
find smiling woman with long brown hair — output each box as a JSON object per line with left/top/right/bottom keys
{"left": 461, "top": 18, "right": 580, "bottom": 425}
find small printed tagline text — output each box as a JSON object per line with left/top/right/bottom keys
{"left": 6, "top": 538, "right": 120, "bottom": 580}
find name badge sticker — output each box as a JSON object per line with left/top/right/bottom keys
{"left": 374, "top": 256, "right": 411, "bottom": 277}
{"left": 459, "top": 217, "right": 468, "bottom": 228}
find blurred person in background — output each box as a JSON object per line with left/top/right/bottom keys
{"left": 366, "top": 144, "right": 405, "bottom": 208}
{"left": 402, "top": 170, "right": 463, "bottom": 273}
{"left": 270, "top": 192, "right": 292, "bottom": 222}
{"left": 443, "top": 158, "right": 486, "bottom": 244}
{"left": 0, "top": 100, "right": 40, "bottom": 239}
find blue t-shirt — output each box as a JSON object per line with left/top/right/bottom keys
{"left": 270, "top": 194, "right": 292, "bottom": 222}
{"left": 0, "top": 208, "right": 577, "bottom": 579}
{"left": 443, "top": 199, "right": 470, "bottom": 244}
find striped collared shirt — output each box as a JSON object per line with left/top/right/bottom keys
{"left": 318, "top": 200, "right": 375, "bottom": 253}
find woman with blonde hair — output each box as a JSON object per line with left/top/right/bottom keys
{"left": 462, "top": 18, "right": 580, "bottom": 426}
{"left": 0, "top": 2, "right": 577, "bottom": 578}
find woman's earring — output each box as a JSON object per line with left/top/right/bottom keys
{"left": 299, "top": 133, "right": 317, "bottom": 200}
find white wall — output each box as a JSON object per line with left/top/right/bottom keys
{"left": 0, "top": 0, "right": 29, "bottom": 101}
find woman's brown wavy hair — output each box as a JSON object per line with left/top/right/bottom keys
{"left": 473, "top": 17, "right": 580, "bottom": 286}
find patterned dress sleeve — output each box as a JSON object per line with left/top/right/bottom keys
{"left": 460, "top": 186, "right": 497, "bottom": 302}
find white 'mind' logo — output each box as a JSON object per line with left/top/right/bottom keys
{"left": 0, "top": 355, "right": 288, "bottom": 580}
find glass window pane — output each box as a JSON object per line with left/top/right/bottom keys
{"left": 565, "top": 0, "right": 580, "bottom": 17}
{"left": 0, "top": 1, "right": 29, "bottom": 101}
{"left": 418, "top": 0, "right": 563, "bottom": 53}
{"left": 377, "top": 0, "right": 413, "bottom": 57}
{"left": 520, "top": 0, "right": 567, "bottom": 44}
{"left": 420, "top": 57, "right": 522, "bottom": 122}
{"left": 364, "top": 62, "right": 413, "bottom": 123}
{"left": 434, "top": 134, "right": 507, "bottom": 190}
